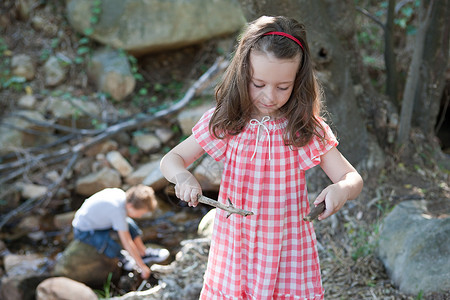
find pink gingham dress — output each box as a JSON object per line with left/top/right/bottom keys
{"left": 193, "top": 108, "right": 338, "bottom": 300}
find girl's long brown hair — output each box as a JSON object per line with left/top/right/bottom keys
{"left": 210, "top": 16, "right": 327, "bottom": 147}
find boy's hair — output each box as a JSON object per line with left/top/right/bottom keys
{"left": 210, "top": 15, "right": 326, "bottom": 147}
{"left": 125, "top": 185, "right": 157, "bottom": 211}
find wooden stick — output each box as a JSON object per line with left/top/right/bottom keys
{"left": 303, "top": 202, "right": 325, "bottom": 222}
{"left": 197, "top": 195, "right": 254, "bottom": 218}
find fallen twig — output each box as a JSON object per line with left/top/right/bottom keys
{"left": 198, "top": 195, "right": 254, "bottom": 218}
{"left": 0, "top": 56, "right": 228, "bottom": 184}
{"left": 0, "top": 57, "right": 229, "bottom": 228}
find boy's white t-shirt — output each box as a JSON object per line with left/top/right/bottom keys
{"left": 72, "top": 188, "right": 128, "bottom": 232}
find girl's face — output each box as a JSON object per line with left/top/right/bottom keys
{"left": 248, "top": 51, "right": 300, "bottom": 119}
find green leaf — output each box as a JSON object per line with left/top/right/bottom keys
{"left": 90, "top": 16, "right": 99, "bottom": 24}
{"left": 74, "top": 57, "right": 84, "bottom": 64}
{"left": 77, "top": 46, "right": 90, "bottom": 55}
{"left": 154, "top": 83, "right": 164, "bottom": 92}
{"left": 51, "top": 38, "right": 60, "bottom": 48}
{"left": 79, "top": 37, "right": 90, "bottom": 45}
{"left": 3, "top": 76, "right": 26, "bottom": 88}
{"left": 401, "top": 6, "right": 414, "bottom": 18}
{"left": 133, "top": 73, "right": 144, "bottom": 81}
{"left": 138, "top": 88, "right": 148, "bottom": 96}
{"left": 92, "top": 7, "right": 102, "bottom": 14}
{"left": 84, "top": 28, "right": 94, "bottom": 36}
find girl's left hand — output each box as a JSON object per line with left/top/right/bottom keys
{"left": 313, "top": 182, "right": 348, "bottom": 221}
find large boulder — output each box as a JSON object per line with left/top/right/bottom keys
{"left": 53, "top": 239, "right": 121, "bottom": 288}
{"left": 377, "top": 200, "right": 450, "bottom": 295}
{"left": 66, "top": 0, "right": 246, "bottom": 55}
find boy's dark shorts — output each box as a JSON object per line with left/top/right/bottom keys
{"left": 73, "top": 217, "right": 142, "bottom": 259}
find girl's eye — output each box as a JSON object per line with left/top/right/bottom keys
{"left": 253, "top": 82, "right": 264, "bottom": 88}
{"left": 278, "top": 87, "right": 289, "bottom": 91}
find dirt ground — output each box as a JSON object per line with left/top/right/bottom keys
{"left": 1, "top": 1, "right": 449, "bottom": 299}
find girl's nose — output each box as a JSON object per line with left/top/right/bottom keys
{"left": 266, "top": 87, "right": 276, "bottom": 102}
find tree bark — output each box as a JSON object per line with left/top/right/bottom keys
{"left": 412, "top": 0, "right": 449, "bottom": 134}
{"left": 385, "top": 0, "right": 398, "bottom": 104}
{"left": 397, "top": 0, "right": 434, "bottom": 145}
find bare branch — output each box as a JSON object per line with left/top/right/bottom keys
{"left": 198, "top": 195, "right": 254, "bottom": 218}
{"left": 0, "top": 57, "right": 228, "bottom": 228}
{"left": 355, "top": 6, "right": 385, "bottom": 30}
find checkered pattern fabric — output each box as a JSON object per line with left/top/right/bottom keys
{"left": 193, "top": 108, "right": 338, "bottom": 300}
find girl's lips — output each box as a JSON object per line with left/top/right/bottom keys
{"left": 261, "top": 103, "right": 275, "bottom": 108}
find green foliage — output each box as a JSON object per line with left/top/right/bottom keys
{"left": 128, "top": 145, "right": 139, "bottom": 155}
{"left": 355, "top": 0, "right": 421, "bottom": 53}
{"left": 415, "top": 290, "right": 424, "bottom": 300}
{"left": 0, "top": 38, "right": 17, "bottom": 91}
{"left": 74, "top": 1, "right": 103, "bottom": 64}
{"left": 2, "top": 76, "right": 26, "bottom": 91}
{"left": 94, "top": 272, "right": 113, "bottom": 299}
{"left": 345, "top": 221, "right": 380, "bottom": 261}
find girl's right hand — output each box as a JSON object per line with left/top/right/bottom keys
{"left": 173, "top": 172, "right": 202, "bottom": 207}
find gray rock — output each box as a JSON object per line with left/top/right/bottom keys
{"left": 66, "top": 0, "right": 245, "bottom": 55}
{"left": 4, "top": 253, "right": 47, "bottom": 277}
{"left": 106, "top": 150, "right": 134, "bottom": 177}
{"left": 132, "top": 133, "right": 161, "bottom": 153}
{"left": 11, "top": 54, "right": 35, "bottom": 80}
{"left": 0, "top": 110, "right": 54, "bottom": 155}
{"left": 36, "top": 277, "right": 97, "bottom": 300}
{"left": 16, "top": 182, "right": 48, "bottom": 199}
{"left": 193, "top": 155, "right": 223, "bottom": 192}
{"left": 18, "top": 94, "right": 37, "bottom": 108}
{"left": 177, "top": 104, "right": 214, "bottom": 136}
{"left": 126, "top": 159, "right": 161, "bottom": 186}
{"left": 75, "top": 167, "right": 122, "bottom": 196}
{"left": 43, "top": 56, "right": 68, "bottom": 86}
{"left": 142, "top": 163, "right": 168, "bottom": 191}
{"left": 88, "top": 48, "right": 135, "bottom": 101}
{"left": 377, "top": 200, "right": 450, "bottom": 295}
{"left": 0, "top": 274, "right": 50, "bottom": 300}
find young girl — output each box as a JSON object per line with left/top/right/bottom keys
{"left": 160, "top": 15, "right": 363, "bottom": 300}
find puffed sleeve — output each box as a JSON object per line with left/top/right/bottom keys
{"left": 297, "top": 118, "right": 338, "bottom": 170}
{"left": 192, "top": 107, "right": 228, "bottom": 162}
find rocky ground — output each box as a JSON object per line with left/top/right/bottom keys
{"left": 1, "top": 1, "right": 450, "bottom": 299}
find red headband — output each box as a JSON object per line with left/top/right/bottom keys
{"left": 263, "top": 31, "right": 304, "bottom": 51}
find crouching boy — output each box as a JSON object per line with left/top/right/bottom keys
{"left": 72, "top": 185, "right": 169, "bottom": 279}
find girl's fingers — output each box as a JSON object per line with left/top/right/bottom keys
{"left": 313, "top": 190, "right": 326, "bottom": 206}
{"left": 174, "top": 184, "right": 181, "bottom": 199}
{"left": 190, "top": 189, "right": 200, "bottom": 207}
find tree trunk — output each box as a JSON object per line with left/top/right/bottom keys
{"left": 412, "top": 0, "right": 449, "bottom": 134}
{"left": 397, "top": 0, "right": 434, "bottom": 145}
{"left": 238, "top": 0, "right": 379, "bottom": 167}
{"left": 385, "top": 0, "right": 398, "bottom": 104}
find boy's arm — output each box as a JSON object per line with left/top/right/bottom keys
{"left": 160, "top": 135, "right": 205, "bottom": 206}
{"left": 118, "top": 230, "right": 150, "bottom": 279}
{"left": 316, "top": 147, "right": 364, "bottom": 220}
